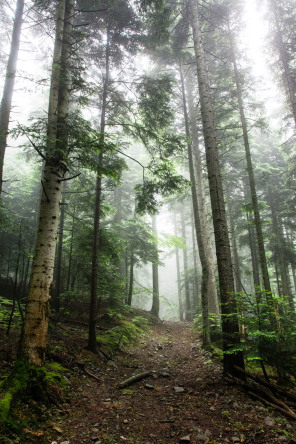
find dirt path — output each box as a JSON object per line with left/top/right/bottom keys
{"left": 43, "top": 322, "right": 295, "bottom": 444}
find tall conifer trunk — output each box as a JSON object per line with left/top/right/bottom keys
{"left": 179, "top": 62, "right": 210, "bottom": 342}
{"left": 88, "top": 28, "right": 111, "bottom": 352}
{"left": 52, "top": 182, "right": 67, "bottom": 312}
{"left": 186, "top": 73, "right": 219, "bottom": 316}
{"left": 189, "top": 0, "right": 244, "bottom": 374}
{"left": 269, "top": 0, "right": 296, "bottom": 125}
{"left": 174, "top": 213, "right": 183, "bottom": 321}
{"left": 18, "top": 0, "right": 74, "bottom": 366}
{"left": 151, "top": 215, "right": 160, "bottom": 317}
{"left": 191, "top": 211, "right": 199, "bottom": 312}
{"left": 0, "top": 0, "right": 24, "bottom": 195}
{"left": 228, "top": 28, "right": 272, "bottom": 298}
{"left": 181, "top": 211, "right": 191, "bottom": 321}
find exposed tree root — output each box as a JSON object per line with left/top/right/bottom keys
{"left": 225, "top": 366, "right": 296, "bottom": 420}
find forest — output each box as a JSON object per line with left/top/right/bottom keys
{"left": 1, "top": 0, "right": 296, "bottom": 442}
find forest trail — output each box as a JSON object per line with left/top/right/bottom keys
{"left": 42, "top": 321, "right": 296, "bottom": 444}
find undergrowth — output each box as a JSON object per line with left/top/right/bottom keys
{"left": 97, "top": 310, "right": 150, "bottom": 354}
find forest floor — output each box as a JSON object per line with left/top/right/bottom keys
{"left": 1, "top": 316, "right": 296, "bottom": 443}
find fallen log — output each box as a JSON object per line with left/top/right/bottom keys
{"left": 118, "top": 371, "right": 151, "bottom": 389}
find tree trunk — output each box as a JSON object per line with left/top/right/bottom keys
{"left": 189, "top": 0, "right": 244, "bottom": 375}
{"left": 228, "top": 27, "right": 272, "bottom": 298}
{"left": 52, "top": 182, "right": 67, "bottom": 312}
{"left": 186, "top": 72, "right": 219, "bottom": 316}
{"left": 227, "top": 196, "right": 242, "bottom": 294}
{"left": 66, "top": 210, "right": 75, "bottom": 292}
{"left": 0, "top": 0, "right": 24, "bottom": 195}
{"left": 243, "top": 183, "right": 261, "bottom": 293}
{"left": 88, "top": 28, "right": 111, "bottom": 352}
{"left": 181, "top": 210, "right": 191, "bottom": 321}
{"left": 174, "top": 213, "right": 183, "bottom": 321}
{"left": 127, "top": 253, "right": 134, "bottom": 306}
{"left": 179, "top": 62, "right": 210, "bottom": 341}
{"left": 151, "top": 215, "right": 160, "bottom": 317}
{"left": 18, "top": 0, "right": 74, "bottom": 366}
{"left": 269, "top": 0, "right": 296, "bottom": 126}
{"left": 268, "top": 188, "right": 294, "bottom": 310}
{"left": 191, "top": 210, "right": 199, "bottom": 312}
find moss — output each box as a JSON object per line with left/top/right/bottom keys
{"left": 0, "top": 393, "right": 12, "bottom": 423}
{"left": 0, "top": 359, "right": 30, "bottom": 424}
{"left": 0, "top": 359, "right": 70, "bottom": 425}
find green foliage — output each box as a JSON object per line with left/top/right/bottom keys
{"left": 137, "top": 75, "right": 175, "bottom": 133}
{"left": 235, "top": 291, "right": 296, "bottom": 380}
{"left": 135, "top": 160, "right": 189, "bottom": 214}
{"left": 97, "top": 311, "right": 149, "bottom": 353}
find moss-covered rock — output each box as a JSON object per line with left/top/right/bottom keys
{"left": 0, "top": 359, "right": 70, "bottom": 425}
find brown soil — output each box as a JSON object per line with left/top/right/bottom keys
{"left": 2, "top": 320, "right": 296, "bottom": 443}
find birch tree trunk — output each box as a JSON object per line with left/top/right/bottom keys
{"left": 18, "top": 0, "right": 74, "bottom": 366}
{"left": 189, "top": 0, "right": 244, "bottom": 374}
{"left": 0, "top": 0, "right": 24, "bottom": 195}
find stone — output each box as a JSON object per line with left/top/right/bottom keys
{"left": 159, "top": 372, "right": 170, "bottom": 378}
{"left": 276, "top": 437, "right": 288, "bottom": 442}
{"left": 264, "top": 416, "right": 276, "bottom": 427}
{"left": 174, "top": 386, "right": 185, "bottom": 393}
{"left": 180, "top": 436, "right": 191, "bottom": 442}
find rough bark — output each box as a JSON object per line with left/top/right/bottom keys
{"left": 189, "top": 0, "right": 244, "bottom": 374}
{"left": 191, "top": 211, "right": 199, "bottom": 312}
{"left": 186, "top": 73, "right": 219, "bottom": 316}
{"left": 0, "top": 0, "right": 24, "bottom": 195}
{"left": 18, "top": 0, "right": 74, "bottom": 366}
{"left": 179, "top": 62, "right": 209, "bottom": 341}
{"left": 52, "top": 182, "right": 67, "bottom": 312}
{"left": 151, "top": 215, "right": 160, "bottom": 317}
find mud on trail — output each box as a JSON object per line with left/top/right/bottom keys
{"left": 1, "top": 320, "right": 296, "bottom": 443}
{"left": 35, "top": 321, "right": 295, "bottom": 444}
